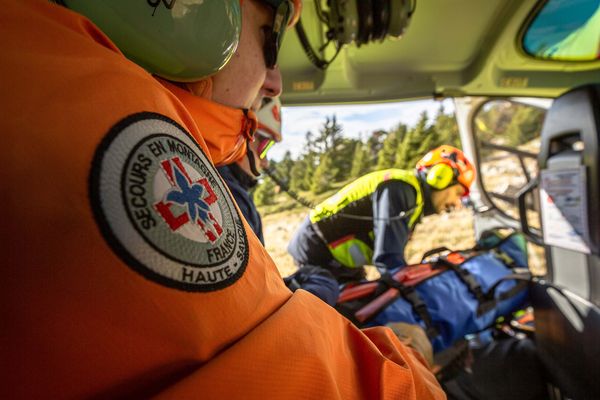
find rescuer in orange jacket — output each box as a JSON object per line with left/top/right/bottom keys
{"left": 2, "top": 1, "right": 445, "bottom": 398}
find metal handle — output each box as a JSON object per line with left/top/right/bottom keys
{"left": 516, "top": 176, "right": 543, "bottom": 245}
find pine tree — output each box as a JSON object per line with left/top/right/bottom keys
{"left": 311, "top": 154, "right": 334, "bottom": 194}
{"left": 350, "top": 142, "right": 371, "bottom": 178}
{"left": 304, "top": 130, "right": 318, "bottom": 154}
{"left": 313, "top": 115, "right": 344, "bottom": 154}
{"left": 431, "top": 105, "right": 460, "bottom": 149}
{"left": 312, "top": 115, "right": 348, "bottom": 180}
{"left": 366, "top": 129, "right": 387, "bottom": 164}
{"left": 289, "top": 159, "right": 307, "bottom": 191}
{"left": 276, "top": 151, "right": 294, "bottom": 180}
{"left": 253, "top": 177, "right": 276, "bottom": 206}
{"left": 302, "top": 151, "right": 317, "bottom": 190}
{"left": 334, "top": 138, "right": 359, "bottom": 181}
{"left": 376, "top": 124, "right": 406, "bottom": 169}
{"left": 396, "top": 111, "right": 431, "bottom": 169}
{"left": 417, "top": 122, "right": 440, "bottom": 157}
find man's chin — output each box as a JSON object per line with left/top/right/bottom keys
{"left": 250, "top": 96, "right": 263, "bottom": 112}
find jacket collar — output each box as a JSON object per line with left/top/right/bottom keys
{"left": 159, "top": 79, "right": 257, "bottom": 166}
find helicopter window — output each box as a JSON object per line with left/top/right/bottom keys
{"left": 522, "top": 0, "right": 600, "bottom": 61}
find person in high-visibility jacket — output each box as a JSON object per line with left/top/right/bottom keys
{"left": 2, "top": 1, "right": 444, "bottom": 399}
{"left": 288, "top": 145, "right": 476, "bottom": 284}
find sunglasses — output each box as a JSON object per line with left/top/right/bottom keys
{"left": 255, "top": 132, "right": 276, "bottom": 159}
{"left": 263, "top": 1, "right": 293, "bottom": 69}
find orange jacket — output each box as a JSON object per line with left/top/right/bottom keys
{"left": 159, "top": 79, "right": 257, "bottom": 166}
{"left": 1, "top": 2, "right": 445, "bottom": 399}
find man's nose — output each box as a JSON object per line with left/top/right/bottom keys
{"left": 454, "top": 197, "right": 463, "bottom": 209}
{"left": 263, "top": 66, "right": 282, "bottom": 98}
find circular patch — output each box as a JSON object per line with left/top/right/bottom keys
{"left": 90, "top": 112, "right": 248, "bottom": 291}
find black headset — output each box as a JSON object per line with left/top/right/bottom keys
{"left": 296, "top": 0, "right": 415, "bottom": 69}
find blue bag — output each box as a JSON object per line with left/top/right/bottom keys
{"left": 336, "top": 230, "right": 530, "bottom": 353}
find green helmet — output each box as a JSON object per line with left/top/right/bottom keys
{"left": 62, "top": 0, "right": 241, "bottom": 82}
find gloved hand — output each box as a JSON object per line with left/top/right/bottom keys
{"left": 386, "top": 322, "right": 434, "bottom": 367}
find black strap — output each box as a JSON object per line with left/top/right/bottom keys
{"left": 283, "top": 276, "right": 301, "bottom": 292}
{"left": 380, "top": 274, "right": 439, "bottom": 339}
{"left": 477, "top": 272, "right": 531, "bottom": 316}
{"left": 438, "top": 258, "right": 490, "bottom": 308}
{"left": 485, "top": 271, "right": 531, "bottom": 301}
{"left": 498, "top": 280, "right": 529, "bottom": 301}
{"left": 245, "top": 146, "right": 261, "bottom": 178}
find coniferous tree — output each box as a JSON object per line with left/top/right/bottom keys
{"left": 275, "top": 151, "right": 294, "bottom": 180}
{"left": 304, "top": 130, "right": 318, "bottom": 154}
{"left": 431, "top": 105, "right": 461, "bottom": 149}
{"left": 254, "top": 177, "right": 276, "bottom": 206}
{"left": 376, "top": 124, "right": 406, "bottom": 169}
{"left": 289, "top": 158, "right": 308, "bottom": 191}
{"left": 311, "top": 154, "right": 334, "bottom": 194}
{"left": 313, "top": 116, "right": 348, "bottom": 179}
{"left": 396, "top": 111, "right": 431, "bottom": 169}
{"left": 350, "top": 142, "right": 371, "bottom": 178}
{"left": 417, "top": 122, "right": 440, "bottom": 157}
{"left": 302, "top": 151, "right": 317, "bottom": 190}
{"left": 313, "top": 115, "right": 344, "bottom": 154}
{"left": 366, "top": 130, "right": 387, "bottom": 165}
{"left": 334, "top": 138, "right": 359, "bottom": 181}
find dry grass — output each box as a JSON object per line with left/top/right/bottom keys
{"left": 405, "top": 209, "right": 476, "bottom": 263}
{"left": 262, "top": 210, "right": 305, "bottom": 277}
{"left": 263, "top": 208, "right": 476, "bottom": 278}
{"left": 263, "top": 206, "right": 546, "bottom": 278}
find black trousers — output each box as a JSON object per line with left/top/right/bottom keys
{"left": 443, "top": 337, "right": 547, "bottom": 400}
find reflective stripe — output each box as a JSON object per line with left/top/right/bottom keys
{"left": 329, "top": 236, "right": 374, "bottom": 268}
{"left": 310, "top": 169, "right": 424, "bottom": 267}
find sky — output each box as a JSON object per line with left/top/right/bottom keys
{"left": 271, "top": 99, "right": 454, "bottom": 161}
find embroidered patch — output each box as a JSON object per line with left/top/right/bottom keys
{"left": 90, "top": 112, "right": 248, "bottom": 291}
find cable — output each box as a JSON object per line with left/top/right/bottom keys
{"left": 263, "top": 166, "right": 317, "bottom": 208}
{"left": 263, "top": 166, "right": 416, "bottom": 222}
{"left": 314, "top": 0, "right": 328, "bottom": 24}
{"left": 294, "top": 18, "right": 339, "bottom": 70}
{"left": 409, "top": 0, "right": 417, "bottom": 16}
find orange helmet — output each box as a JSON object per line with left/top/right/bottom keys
{"left": 416, "top": 145, "right": 476, "bottom": 195}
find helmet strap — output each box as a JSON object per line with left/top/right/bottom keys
{"left": 246, "top": 143, "right": 261, "bottom": 177}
